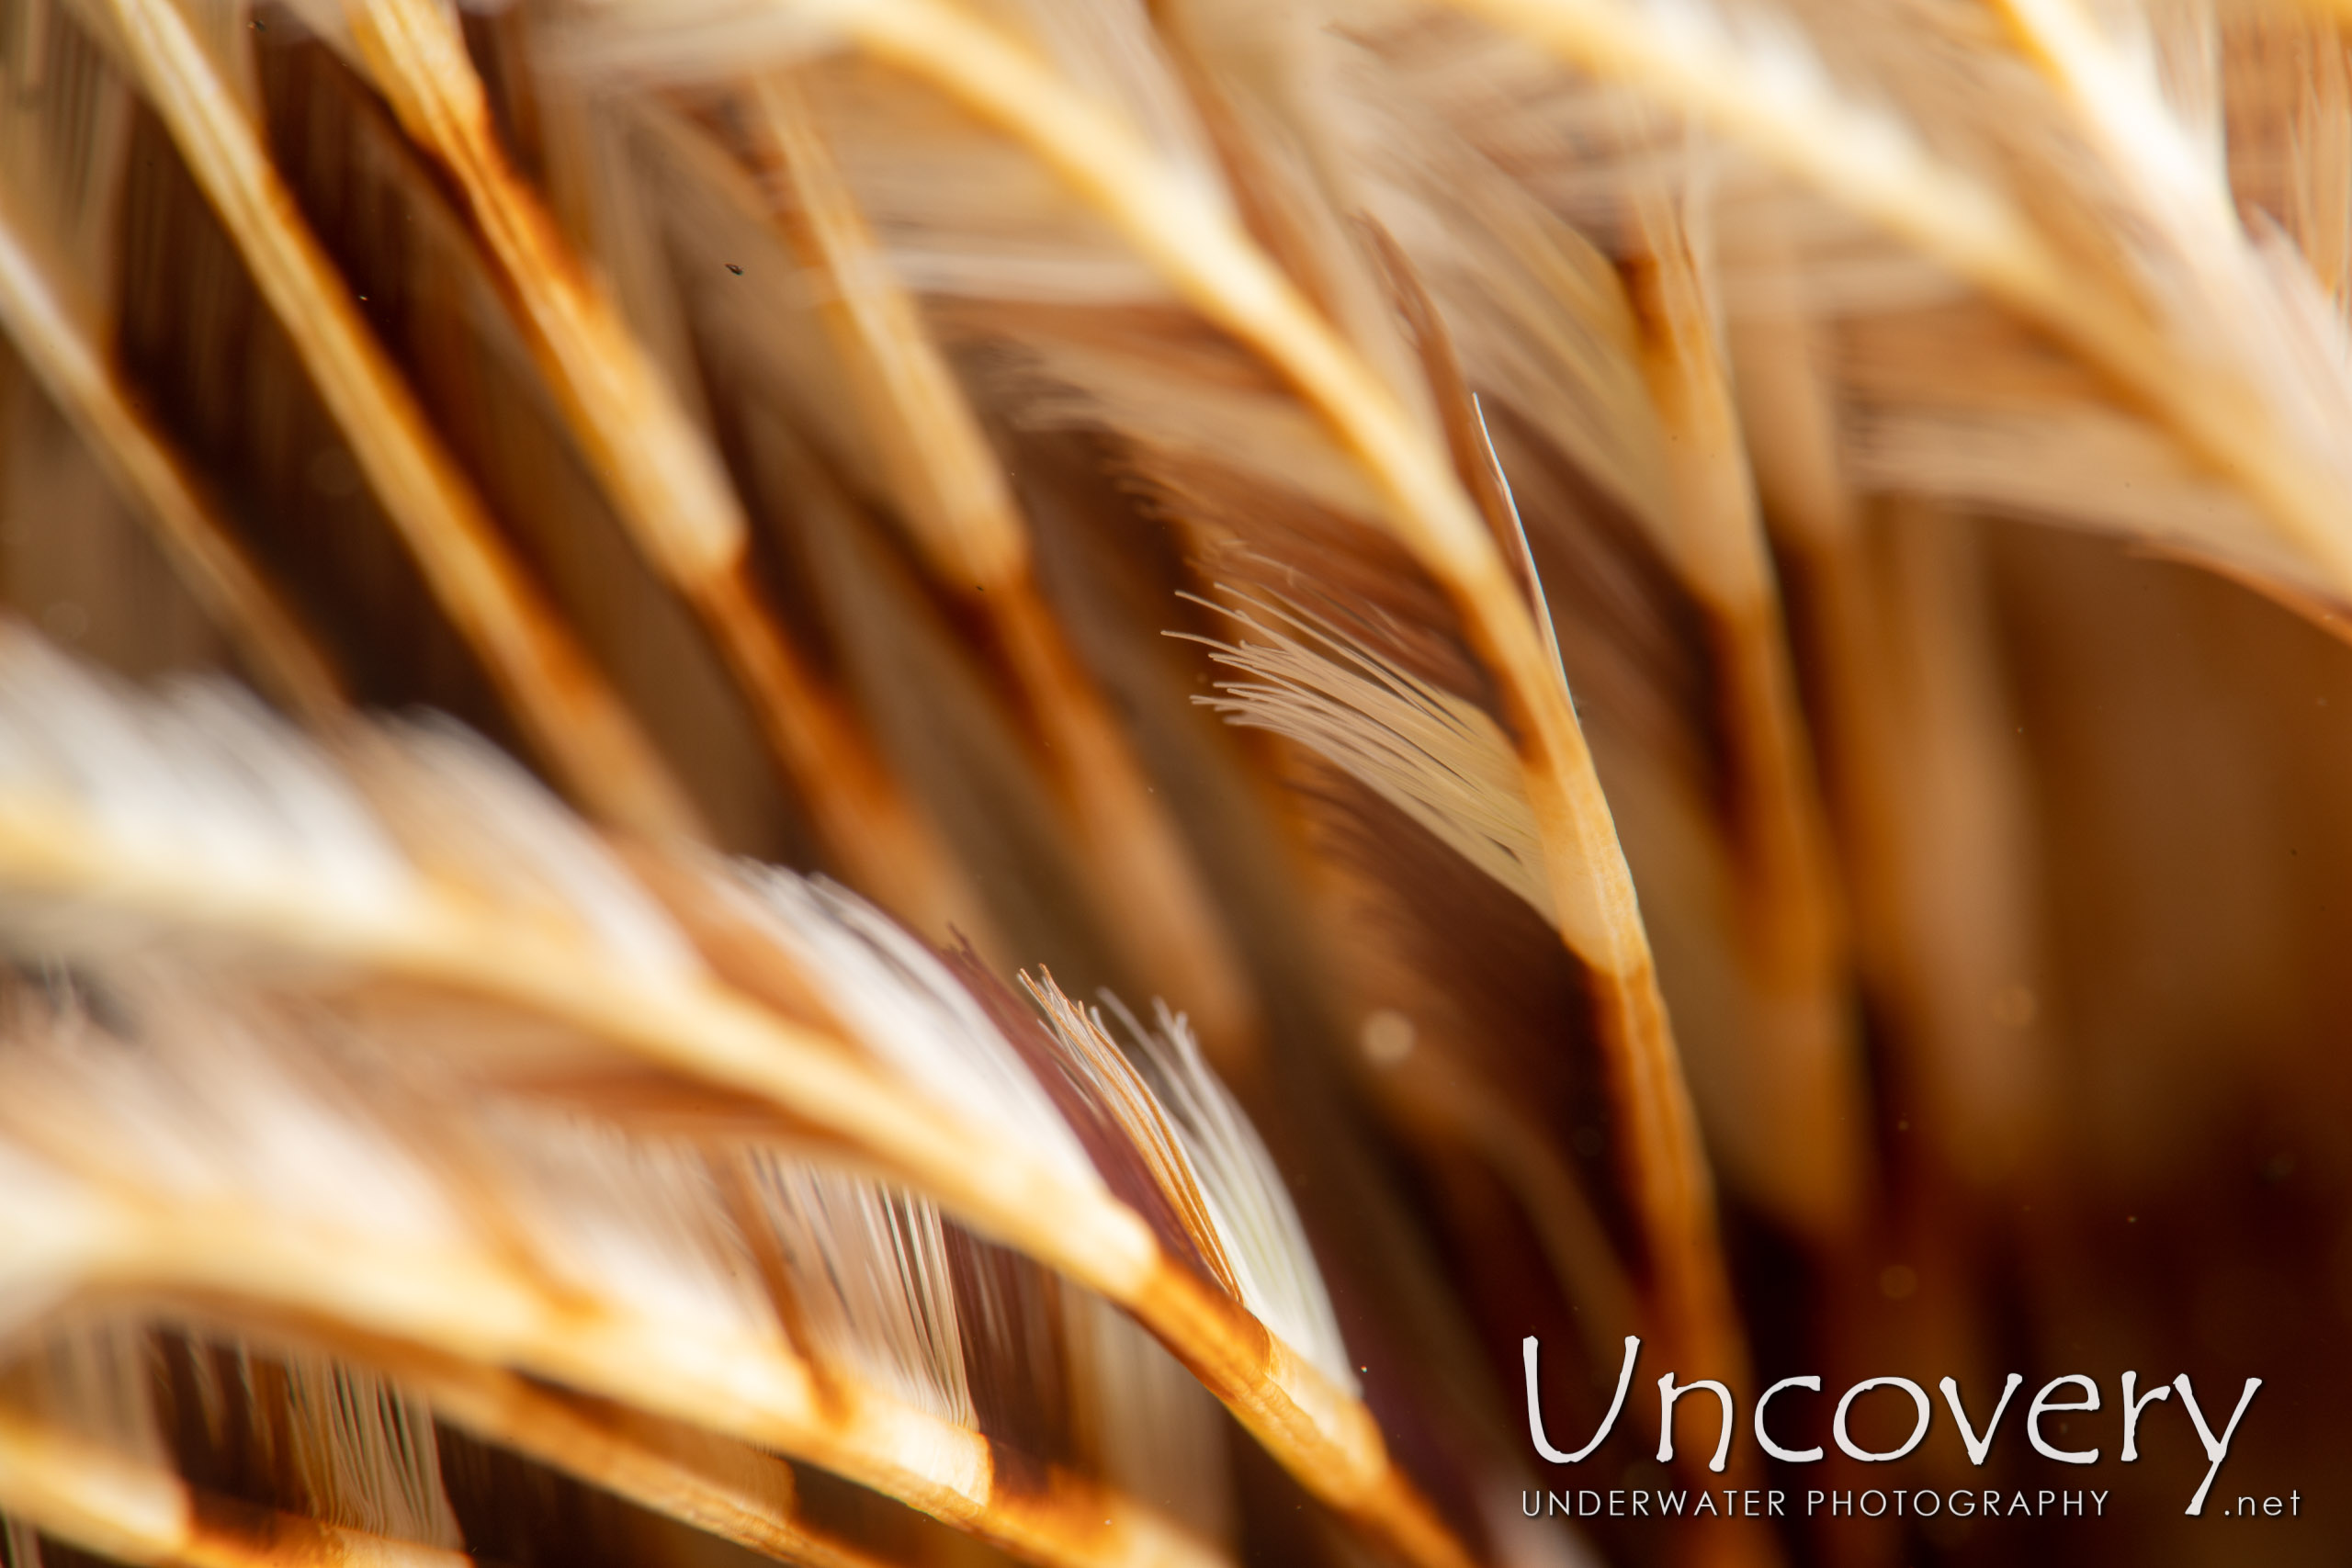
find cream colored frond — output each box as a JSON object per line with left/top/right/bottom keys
{"left": 1182, "top": 590, "right": 1550, "bottom": 920}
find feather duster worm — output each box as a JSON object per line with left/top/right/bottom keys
{"left": 2, "top": 1, "right": 2350, "bottom": 1566}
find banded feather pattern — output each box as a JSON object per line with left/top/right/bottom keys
{"left": 2, "top": 1, "right": 2352, "bottom": 1565}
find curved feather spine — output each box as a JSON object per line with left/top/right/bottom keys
{"left": 0, "top": 995, "right": 1221, "bottom": 1568}
{"left": 0, "top": 1251, "right": 1211, "bottom": 1568}
{"left": 743, "top": 73, "right": 1262, "bottom": 1063}
{"left": 1443, "top": 0, "right": 2352, "bottom": 606}
{"left": 0, "top": 1404, "right": 477, "bottom": 1568}
{"left": 67, "top": 0, "right": 706, "bottom": 841}
{"left": 330, "top": 0, "right": 992, "bottom": 947}
{"left": 355, "top": 1341, "right": 899, "bottom": 1568}
{"left": 707, "top": 0, "right": 1744, "bottom": 1461}
{"left": 0, "top": 789, "right": 1166, "bottom": 1303}
{"left": 0, "top": 637, "right": 1441, "bottom": 1568}
{"left": 1623, "top": 199, "right": 1866, "bottom": 1241}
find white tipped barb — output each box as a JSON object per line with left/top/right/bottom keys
{"left": 1096, "top": 995, "right": 1353, "bottom": 1394}
{"left": 1180, "top": 588, "right": 1551, "bottom": 923}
